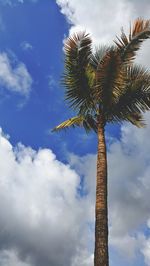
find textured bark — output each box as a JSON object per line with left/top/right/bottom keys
{"left": 94, "top": 116, "right": 109, "bottom": 266}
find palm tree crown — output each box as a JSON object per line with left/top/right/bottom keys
{"left": 53, "top": 18, "right": 150, "bottom": 132}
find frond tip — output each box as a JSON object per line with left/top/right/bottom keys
{"left": 52, "top": 116, "right": 83, "bottom": 132}
{"left": 127, "top": 113, "right": 146, "bottom": 128}
{"left": 115, "top": 18, "right": 150, "bottom": 64}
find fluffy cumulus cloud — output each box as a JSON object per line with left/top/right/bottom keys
{"left": 107, "top": 113, "right": 150, "bottom": 264}
{"left": 0, "top": 129, "right": 93, "bottom": 266}
{"left": 56, "top": 0, "right": 132, "bottom": 43}
{"left": 68, "top": 113, "right": 150, "bottom": 266}
{"left": 1, "top": 115, "right": 150, "bottom": 265}
{"left": 0, "top": 53, "right": 32, "bottom": 96}
{"left": 56, "top": 0, "right": 150, "bottom": 68}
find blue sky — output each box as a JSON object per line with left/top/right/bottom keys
{"left": 0, "top": 0, "right": 120, "bottom": 157}
{"left": 0, "top": 0, "right": 150, "bottom": 266}
{"left": 0, "top": 0, "right": 70, "bottom": 152}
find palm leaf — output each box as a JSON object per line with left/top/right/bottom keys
{"left": 106, "top": 65, "right": 150, "bottom": 123}
{"left": 115, "top": 18, "right": 150, "bottom": 64}
{"left": 90, "top": 46, "right": 109, "bottom": 70}
{"left": 52, "top": 115, "right": 98, "bottom": 133}
{"left": 127, "top": 112, "right": 145, "bottom": 127}
{"left": 52, "top": 116, "right": 83, "bottom": 132}
{"left": 95, "top": 47, "right": 126, "bottom": 108}
{"left": 107, "top": 111, "right": 145, "bottom": 128}
{"left": 63, "top": 32, "right": 94, "bottom": 112}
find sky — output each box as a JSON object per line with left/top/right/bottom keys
{"left": 0, "top": 0, "right": 150, "bottom": 265}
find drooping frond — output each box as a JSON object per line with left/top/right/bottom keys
{"left": 105, "top": 65, "right": 150, "bottom": 126}
{"left": 127, "top": 112, "right": 145, "bottom": 127}
{"left": 115, "top": 18, "right": 150, "bottom": 64}
{"left": 63, "top": 32, "right": 94, "bottom": 112}
{"left": 52, "top": 116, "right": 83, "bottom": 132}
{"left": 52, "top": 115, "right": 98, "bottom": 133}
{"left": 107, "top": 111, "right": 145, "bottom": 128}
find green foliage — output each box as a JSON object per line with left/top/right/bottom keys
{"left": 53, "top": 18, "right": 150, "bottom": 133}
{"left": 63, "top": 32, "right": 94, "bottom": 112}
{"left": 106, "top": 65, "right": 150, "bottom": 124}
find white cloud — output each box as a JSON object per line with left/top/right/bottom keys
{"left": 107, "top": 114, "right": 150, "bottom": 262}
{"left": 48, "top": 75, "right": 57, "bottom": 90}
{"left": 0, "top": 0, "right": 38, "bottom": 5}
{"left": 142, "top": 238, "right": 150, "bottom": 266}
{"left": 21, "top": 42, "right": 33, "bottom": 51}
{"left": 67, "top": 112, "right": 150, "bottom": 265}
{"left": 1, "top": 114, "right": 150, "bottom": 265}
{"left": 0, "top": 53, "right": 32, "bottom": 96}
{"left": 0, "top": 249, "right": 32, "bottom": 266}
{"left": 56, "top": 0, "right": 150, "bottom": 68}
{"left": 56, "top": 0, "right": 132, "bottom": 44}
{"left": 0, "top": 129, "right": 93, "bottom": 266}
{"left": 17, "top": 0, "right": 38, "bottom": 4}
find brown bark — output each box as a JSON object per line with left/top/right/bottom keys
{"left": 94, "top": 116, "right": 109, "bottom": 266}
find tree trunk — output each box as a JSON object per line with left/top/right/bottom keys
{"left": 94, "top": 117, "right": 109, "bottom": 266}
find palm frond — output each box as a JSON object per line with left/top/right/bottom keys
{"left": 52, "top": 115, "right": 98, "bottom": 133}
{"left": 115, "top": 18, "right": 150, "bottom": 64}
{"left": 127, "top": 112, "right": 145, "bottom": 127}
{"left": 52, "top": 116, "right": 84, "bottom": 132}
{"left": 63, "top": 32, "right": 94, "bottom": 112}
{"left": 107, "top": 112, "right": 145, "bottom": 128}
{"left": 90, "top": 46, "right": 109, "bottom": 70}
{"left": 95, "top": 47, "right": 126, "bottom": 107}
{"left": 105, "top": 65, "right": 150, "bottom": 123}
{"left": 82, "top": 114, "right": 98, "bottom": 133}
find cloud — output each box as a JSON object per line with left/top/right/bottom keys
{"left": 20, "top": 42, "right": 33, "bottom": 51}
{"left": 47, "top": 75, "right": 58, "bottom": 91}
{"left": 0, "top": 0, "right": 38, "bottom": 5}
{"left": 56, "top": 0, "right": 132, "bottom": 44}
{"left": 0, "top": 52, "right": 32, "bottom": 96}
{"left": 56, "top": 0, "right": 150, "bottom": 68}
{"left": 142, "top": 237, "right": 150, "bottom": 266}
{"left": 0, "top": 129, "right": 93, "bottom": 266}
{"left": 17, "top": 0, "right": 38, "bottom": 4}
{"left": 68, "top": 112, "right": 150, "bottom": 265}
{"left": 1, "top": 114, "right": 150, "bottom": 265}
{"left": 107, "top": 113, "right": 150, "bottom": 262}
{"left": 0, "top": 249, "right": 31, "bottom": 266}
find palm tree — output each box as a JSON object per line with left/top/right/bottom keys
{"left": 52, "top": 19, "right": 150, "bottom": 266}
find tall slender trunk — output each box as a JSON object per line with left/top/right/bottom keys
{"left": 94, "top": 116, "right": 109, "bottom": 266}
